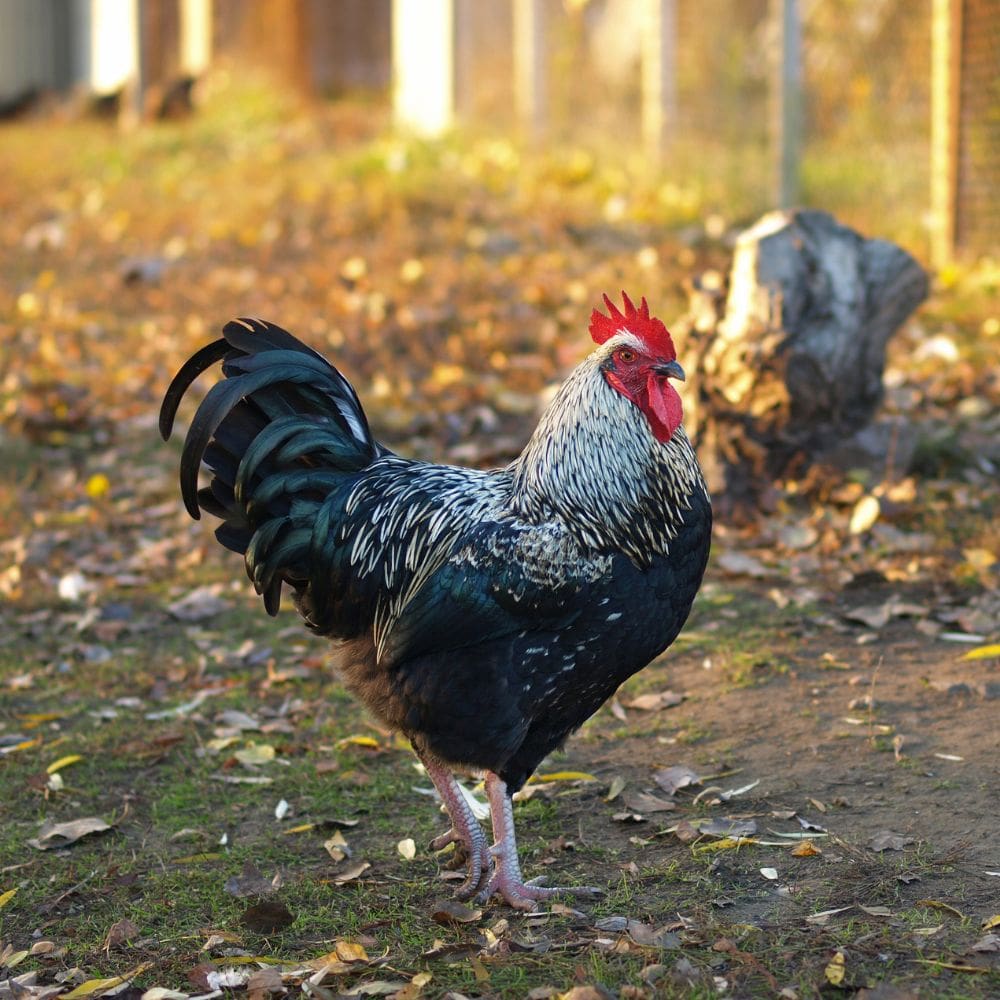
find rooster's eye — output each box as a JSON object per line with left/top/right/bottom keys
{"left": 617, "top": 349, "right": 636, "bottom": 364}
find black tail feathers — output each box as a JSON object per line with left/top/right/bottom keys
{"left": 160, "top": 319, "right": 382, "bottom": 610}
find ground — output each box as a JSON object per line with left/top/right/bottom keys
{"left": 1, "top": 81, "right": 998, "bottom": 1000}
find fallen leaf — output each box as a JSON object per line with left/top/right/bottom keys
{"left": 805, "top": 906, "right": 853, "bottom": 925}
{"left": 692, "top": 836, "right": 758, "bottom": 854}
{"left": 652, "top": 765, "right": 700, "bottom": 796}
{"left": 165, "top": 585, "right": 230, "bottom": 622}
{"left": 246, "top": 967, "right": 284, "bottom": 1000}
{"left": 335, "top": 940, "right": 370, "bottom": 962}
{"left": 791, "top": 840, "right": 821, "bottom": 857}
{"left": 333, "top": 860, "right": 371, "bottom": 885}
{"left": 716, "top": 551, "right": 769, "bottom": 578}
{"left": 958, "top": 643, "right": 1000, "bottom": 661}
{"left": 398, "top": 838, "right": 416, "bottom": 860}
{"left": 242, "top": 899, "right": 295, "bottom": 933}
{"left": 341, "top": 982, "right": 409, "bottom": 997}
{"left": 62, "top": 963, "right": 153, "bottom": 998}
{"left": 982, "top": 914, "right": 1000, "bottom": 930}
{"left": 28, "top": 816, "right": 112, "bottom": 850}
{"left": 624, "top": 792, "right": 675, "bottom": 814}
{"left": 234, "top": 743, "right": 276, "bottom": 766}
{"left": 104, "top": 917, "right": 140, "bottom": 952}
{"left": 620, "top": 691, "right": 684, "bottom": 711}
{"left": 760, "top": 867, "right": 778, "bottom": 880}
{"left": 916, "top": 899, "right": 965, "bottom": 919}
{"left": 46, "top": 754, "right": 83, "bottom": 774}
{"left": 849, "top": 494, "right": 881, "bottom": 534}
{"left": 824, "top": 949, "right": 846, "bottom": 985}
{"left": 325, "top": 830, "right": 350, "bottom": 862}
{"left": 858, "top": 905, "right": 893, "bottom": 917}
{"left": 431, "top": 901, "right": 483, "bottom": 925}
{"left": 605, "top": 776, "right": 626, "bottom": 801}
{"left": 224, "top": 861, "right": 277, "bottom": 898}
{"left": 969, "top": 934, "right": 1000, "bottom": 953}
{"left": 337, "top": 735, "right": 380, "bottom": 750}
{"left": 869, "top": 830, "right": 914, "bottom": 852}
{"left": 700, "top": 818, "right": 757, "bottom": 838}
{"left": 531, "top": 770, "right": 598, "bottom": 782}
{"left": 0, "top": 888, "right": 16, "bottom": 909}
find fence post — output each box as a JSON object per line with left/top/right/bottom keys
{"left": 770, "top": 0, "right": 802, "bottom": 207}
{"left": 930, "top": 0, "right": 961, "bottom": 267}
{"left": 640, "top": 0, "right": 677, "bottom": 162}
{"left": 392, "top": 0, "right": 458, "bottom": 136}
{"left": 513, "top": 0, "right": 546, "bottom": 136}
{"left": 179, "top": 0, "right": 213, "bottom": 77}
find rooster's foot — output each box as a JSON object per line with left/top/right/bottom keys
{"left": 429, "top": 825, "right": 490, "bottom": 899}
{"left": 418, "top": 754, "right": 490, "bottom": 900}
{"left": 477, "top": 772, "right": 602, "bottom": 911}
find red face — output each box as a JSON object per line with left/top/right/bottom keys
{"left": 601, "top": 342, "right": 685, "bottom": 443}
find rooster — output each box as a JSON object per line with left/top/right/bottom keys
{"left": 160, "top": 292, "right": 711, "bottom": 909}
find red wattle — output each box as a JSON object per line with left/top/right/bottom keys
{"left": 645, "top": 373, "right": 683, "bottom": 443}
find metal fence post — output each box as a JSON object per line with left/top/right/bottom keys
{"left": 770, "top": 0, "right": 802, "bottom": 207}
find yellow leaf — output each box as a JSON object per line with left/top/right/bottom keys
{"left": 0, "top": 888, "right": 17, "bottom": 909}
{"left": 18, "top": 712, "right": 64, "bottom": 727}
{"left": 172, "top": 852, "right": 222, "bottom": 864}
{"left": 791, "top": 840, "right": 821, "bottom": 857}
{"left": 47, "top": 754, "right": 83, "bottom": 774}
{"left": 959, "top": 644, "right": 1000, "bottom": 661}
{"left": 85, "top": 474, "right": 111, "bottom": 499}
{"left": 3, "top": 950, "right": 28, "bottom": 969}
{"left": 983, "top": 914, "right": 1000, "bottom": 930}
{"left": 530, "top": 771, "right": 598, "bottom": 783}
{"left": 916, "top": 899, "right": 965, "bottom": 919}
{"left": 336, "top": 735, "right": 380, "bottom": 749}
{"left": 692, "top": 837, "right": 758, "bottom": 854}
{"left": 234, "top": 742, "right": 276, "bottom": 765}
{"left": 914, "top": 959, "right": 990, "bottom": 974}
{"left": 334, "top": 940, "right": 369, "bottom": 962}
{"left": 207, "top": 736, "right": 241, "bottom": 752}
{"left": 469, "top": 956, "right": 490, "bottom": 983}
{"left": 280, "top": 823, "right": 315, "bottom": 836}
{"left": 62, "top": 963, "right": 152, "bottom": 999}
{"left": 4, "top": 737, "right": 42, "bottom": 754}
{"left": 824, "top": 950, "right": 846, "bottom": 985}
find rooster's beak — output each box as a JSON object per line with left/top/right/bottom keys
{"left": 654, "top": 360, "right": 685, "bottom": 382}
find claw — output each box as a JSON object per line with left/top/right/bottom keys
{"left": 476, "top": 772, "right": 603, "bottom": 911}
{"left": 418, "top": 755, "right": 491, "bottom": 900}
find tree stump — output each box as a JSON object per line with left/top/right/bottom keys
{"left": 678, "top": 209, "right": 929, "bottom": 515}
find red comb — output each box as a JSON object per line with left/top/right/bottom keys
{"left": 589, "top": 291, "right": 676, "bottom": 357}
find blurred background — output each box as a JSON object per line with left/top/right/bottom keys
{"left": 1, "top": 0, "right": 997, "bottom": 264}
{"left": 0, "top": 0, "right": 996, "bottom": 574}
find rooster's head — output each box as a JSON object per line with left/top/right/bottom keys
{"left": 589, "top": 292, "right": 684, "bottom": 443}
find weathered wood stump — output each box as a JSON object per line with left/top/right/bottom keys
{"left": 677, "top": 210, "right": 929, "bottom": 515}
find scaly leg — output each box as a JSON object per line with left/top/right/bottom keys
{"left": 417, "top": 753, "right": 490, "bottom": 900}
{"left": 475, "top": 771, "right": 601, "bottom": 911}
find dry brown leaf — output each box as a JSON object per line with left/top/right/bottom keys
{"left": 869, "top": 830, "right": 914, "bottom": 852}
{"left": 431, "top": 900, "right": 483, "bottom": 925}
{"left": 621, "top": 691, "right": 684, "bottom": 711}
{"left": 652, "top": 765, "right": 700, "bottom": 796}
{"left": 104, "top": 917, "right": 139, "bottom": 952}
{"left": 28, "top": 817, "right": 111, "bottom": 850}
{"left": 224, "top": 861, "right": 276, "bottom": 898}
{"left": 332, "top": 860, "right": 371, "bottom": 885}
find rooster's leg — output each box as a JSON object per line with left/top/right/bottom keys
{"left": 419, "top": 754, "right": 490, "bottom": 900}
{"left": 476, "top": 772, "right": 601, "bottom": 911}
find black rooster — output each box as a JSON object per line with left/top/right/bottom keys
{"left": 160, "top": 292, "right": 711, "bottom": 909}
